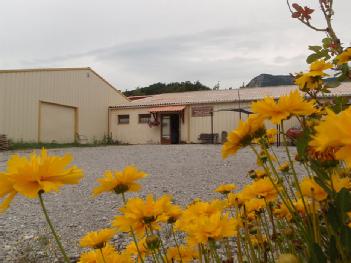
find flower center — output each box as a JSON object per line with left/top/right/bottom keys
{"left": 114, "top": 184, "right": 129, "bottom": 194}
{"left": 143, "top": 216, "right": 156, "bottom": 224}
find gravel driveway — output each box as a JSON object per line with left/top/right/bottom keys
{"left": 0, "top": 144, "right": 295, "bottom": 262}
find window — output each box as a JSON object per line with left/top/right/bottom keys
{"left": 118, "top": 115, "right": 129, "bottom": 124}
{"left": 138, "top": 114, "right": 151, "bottom": 124}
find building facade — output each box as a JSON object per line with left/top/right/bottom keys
{"left": 109, "top": 84, "right": 351, "bottom": 144}
{"left": 0, "top": 68, "right": 129, "bottom": 143}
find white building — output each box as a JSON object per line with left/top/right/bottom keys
{"left": 109, "top": 83, "right": 351, "bottom": 144}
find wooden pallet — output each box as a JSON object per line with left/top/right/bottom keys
{"left": 0, "top": 134, "right": 9, "bottom": 151}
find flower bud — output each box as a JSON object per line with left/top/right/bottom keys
{"left": 146, "top": 235, "right": 160, "bottom": 250}
{"left": 277, "top": 253, "right": 299, "bottom": 263}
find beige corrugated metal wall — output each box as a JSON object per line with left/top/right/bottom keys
{"left": 0, "top": 69, "right": 129, "bottom": 142}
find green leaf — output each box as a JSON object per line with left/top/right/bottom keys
{"left": 327, "top": 205, "right": 341, "bottom": 232}
{"left": 309, "top": 45, "right": 322, "bottom": 52}
{"left": 331, "top": 96, "right": 348, "bottom": 113}
{"left": 327, "top": 235, "right": 338, "bottom": 263}
{"left": 309, "top": 159, "right": 331, "bottom": 179}
{"left": 319, "top": 49, "right": 330, "bottom": 57}
{"left": 309, "top": 243, "right": 327, "bottom": 263}
{"left": 340, "top": 226, "right": 351, "bottom": 257}
{"left": 322, "top": 37, "right": 332, "bottom": 48}
{"left": 307, "top": 53, "right": 323, "bottom": 64}
{"left": 336, "top": 188, "right": 351, "bottom": 214}
{"left": 296, "top": 128, "right": 311, "bottom": 160}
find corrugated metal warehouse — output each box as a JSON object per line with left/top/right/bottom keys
{"left": 0, "top": 68, "right": 129, "bottom": 143}
{"left": 109, "top": 83, "right": 351, "bottom": 144}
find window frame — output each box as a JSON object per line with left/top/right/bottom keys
{"left": 138, "top": 114, "right": 151, "bottom": 124}
{"left": 118, "top": 114, "right": 130, "bottom": 124}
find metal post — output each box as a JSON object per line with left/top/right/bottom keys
{"left": 237, "top": 89, "right": 242, "bottom": 120}
{"left": 211, "top": 111, "right": 214, "bottom": 144}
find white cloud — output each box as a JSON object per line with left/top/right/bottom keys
{"left": 0, "top": 0, "right": 349, "bottom": 90}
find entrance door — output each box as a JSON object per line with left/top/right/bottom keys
{"left": 161, "top": 114, "right": 180, "bottom": 144}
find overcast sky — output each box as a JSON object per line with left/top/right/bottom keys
{"left": 0, "top": 0, "right": 350, "bottom": 91}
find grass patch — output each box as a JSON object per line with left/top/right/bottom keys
{"left": 8, "top": 142, "right": 114, "bottom": 150}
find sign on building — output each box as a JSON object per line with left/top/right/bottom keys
{"left": 192, "top": 106, "right": 213, "bottom": 117}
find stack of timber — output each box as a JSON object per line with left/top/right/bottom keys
{"left": 0, "top": 135, "right": 9, "bottom": 151}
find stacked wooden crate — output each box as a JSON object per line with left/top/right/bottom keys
{"left": 0, "top": 135, "right": 9, "bottom": 151}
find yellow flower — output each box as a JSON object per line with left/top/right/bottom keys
{"left": 157, "top": 198, "right": 183, "bottom": 224}
{"left": 336, "top": 48, "right": 351, "bottom": 65}
{"left": 186, "top": 212, "right": 238, "bottom": 244}
{"left": 254, "top": 169, "right": 267, "bottom": 179}
{"left": 244, "top": 198, "right": 266, "bottom": 214}
{"left": 166, "top": 245, "right": 199, "bottom": 263}
{"left": 295, "top": 73, "right": 323, "bottom": 90}
{"left": 278, "top": 162, "right": 290, "bottom": 173}
{"left": 250, "top": 235, "right": 268, "bottom": 248}
{"left": 0, "top": 149, "right": 83, "bottom": 203}
{"left": 330, "top": 173, "right": 351, "bottom": 192}
{"left": 222, "top": 114, "right": 265, "bottom": 159}
{"left": 227, "top": 192, "right": 246, "bottom": 207}
{"left": 266, "top": 128, "right": 277, "bottom": 144}
{"left": 108, "top": 253, "right": 133, "bottom": 263}
{"left": 78, "top": 243, "right": 125, "bottom": 263}
{"left": 309, "top": 60, "right": 333, "bottom": 75}
{"left": 175, "top": 200, "right": 225, "bottom": 232}
{"left": 112, "top": 194, "right": 170, "bottom": 236}
{"left": 310, "top": 108, "right": 351, "bottom": 167}
{"left": 252, "top": 128, "right": 276, "bottom": 144}
{"left": 251, "top": 90, "right": 317, "bottom": 124}
{"left": 273, "top": 203, "right": 292, "bottom": 221}
{"left": 295, "top": 60, "right": 333, "bottom": 90}
{"left": 124, "top": 238, "right": 149, "bottom": 260}
{"left": 93, "top": 166, "right": 147, "bottom": 196}
{"left": 293, "top": 198, "right": 320, "bottom": 215}
{"left": 249, "top": 177, "right": 278, "bottom": 202}
{"left": 80, "top": 228, "right": 117, "bottom": 249}
{"left": 215, "top": 184, "right": 236, "bottom": 194}
{"left": 0, "top": 173, "right": 17, "bottom": 212}
{"left": 165, "top": 206, "right": 183, "bottom": 224}
{"left": 299, "top": 178, "right": 327, "bottom": 201}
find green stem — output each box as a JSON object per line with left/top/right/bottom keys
{"left": 156, "top": 230, "right": 167, "bottom": 263}
{"left": 38, "top": 192, "right": 71, "bottom": 263}
{"left": 171, "top": 225, "right": 183, "bottom": 262}
{"left": 208, "top": 240, "right": 221, "bottom": 263}
{"left": 121, "top": 193, "right": 145, "bottom": 263}
{"left": 281, "top": 123, "right": 312, "bottom": 227}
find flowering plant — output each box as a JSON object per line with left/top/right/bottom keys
{"left": 1, "top": 1, "right": 351, "bottom": 262}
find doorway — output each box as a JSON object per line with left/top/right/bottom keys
{"left": 161, "top": 114, "right": 180, "bottom": 144}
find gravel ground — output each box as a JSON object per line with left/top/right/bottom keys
{"left": 0, "top": 144, "right": 297, "bottom": 262}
